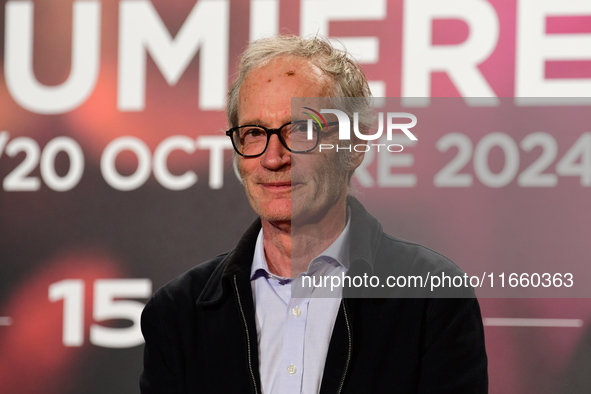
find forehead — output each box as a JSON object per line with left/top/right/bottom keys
{"left": 237, "top": 57, "right": 332, "bottom": 125}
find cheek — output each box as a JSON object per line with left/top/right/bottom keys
{"left": 312, "top": 155, "right": 344, "bottom": 192}
{"left": 237, "top": 157, "right": 255, "bottom": 179}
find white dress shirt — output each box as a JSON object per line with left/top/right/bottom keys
{"left": 250, "top": 218, "right": 350, "bottom": 394}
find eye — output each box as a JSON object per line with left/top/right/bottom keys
{"left": 291, "top": 122, "right": 307, "bottom": 133}
{"left": 241, "top": 127, "right": 265, "bottom": 139}
{"left": 290, "top": 121, "right": 320, "bottom": 134}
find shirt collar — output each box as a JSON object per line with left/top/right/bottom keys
{"left": 317, "top": 209, "right": 351, "bottom": 270}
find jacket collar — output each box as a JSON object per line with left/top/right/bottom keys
{"left": 196, "top": 196, "right": 383, "bottom": 306}
{"left": 196, "top": 218, "right": 261, "bottom": 306}
{"left": 346, "top": 196, "right": 383, "bottom": 275}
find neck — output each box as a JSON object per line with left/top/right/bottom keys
{"left": 262, "top": 196, "right": 348, "bottom": 278}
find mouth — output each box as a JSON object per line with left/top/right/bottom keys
{"left": 259, "top": 181, "right": 293, "bottom": 189}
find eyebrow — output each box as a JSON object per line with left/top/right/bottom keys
{"left": 238, "top": 119, "right": 263, "bottom": 126}
{"left": 239, "top": 118, "right": 302, "bottom": 126}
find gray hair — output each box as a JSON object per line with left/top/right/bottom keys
{"left": 228, "top": 35, "right": 374, "bottom": 180}
{"left": 227, "top": 35, "right": 374, "bottom": 131}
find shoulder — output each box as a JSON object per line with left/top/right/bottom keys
{"left": 377, "top": 233, "right": 464, "bottom": 276}
{"left": 368, "top": 232, "right": 474, "bottom": 298}
{"left": 145, "top": 251, "right": 230, "bottom": 314}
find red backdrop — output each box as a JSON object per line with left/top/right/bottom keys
{"left": 1, "top": 0, "right": 590, "bottom": 392}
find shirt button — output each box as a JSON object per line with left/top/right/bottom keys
{"left": 292, "top": 306, "right": 301, "bottom": 317}
{"left": 287, "top": 365, "right": 297, "bottom": 375}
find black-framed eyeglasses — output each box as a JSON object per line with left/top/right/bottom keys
{"left": 225, "top": 120, "right": 339, "bottom": 157}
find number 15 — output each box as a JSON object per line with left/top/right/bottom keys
{"left": 48, "top": 279, "right": 152, "bottom": 348}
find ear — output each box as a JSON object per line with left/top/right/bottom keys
{"left": 347, "top": 138, "right": 366, "bottom": 171}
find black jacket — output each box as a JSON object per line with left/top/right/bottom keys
{"left": 140, "top": 198, "right": 487, "bottom": 393}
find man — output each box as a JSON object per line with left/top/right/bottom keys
{"left": 140, "top": 35, "right": 487, "bottom": 393}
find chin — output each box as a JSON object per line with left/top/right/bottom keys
{"left": 259, "top": 210, "right": 292, "bottom": 223}
{"left": 252, "top": 199, "right": 292, "bottom": 223}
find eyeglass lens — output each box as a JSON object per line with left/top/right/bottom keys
{"left": 233, "top": 123, "right": 317, "bottom": 156}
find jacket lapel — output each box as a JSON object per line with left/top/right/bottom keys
{"left": 196, "top": 218, "right": 263, "bottom": 393}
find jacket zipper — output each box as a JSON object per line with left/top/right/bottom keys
{"left": 233, "top": 275, "right": 259, "bottom": 394}
{"left": 337, "top": 299, "right": 352, "bottom": 394}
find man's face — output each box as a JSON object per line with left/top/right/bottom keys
{"left": 236, "top": 57, "right": 357, "bottom": 224}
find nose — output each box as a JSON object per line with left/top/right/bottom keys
{"left": 260, "top": 133, "right": 290, "bottom": 170}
